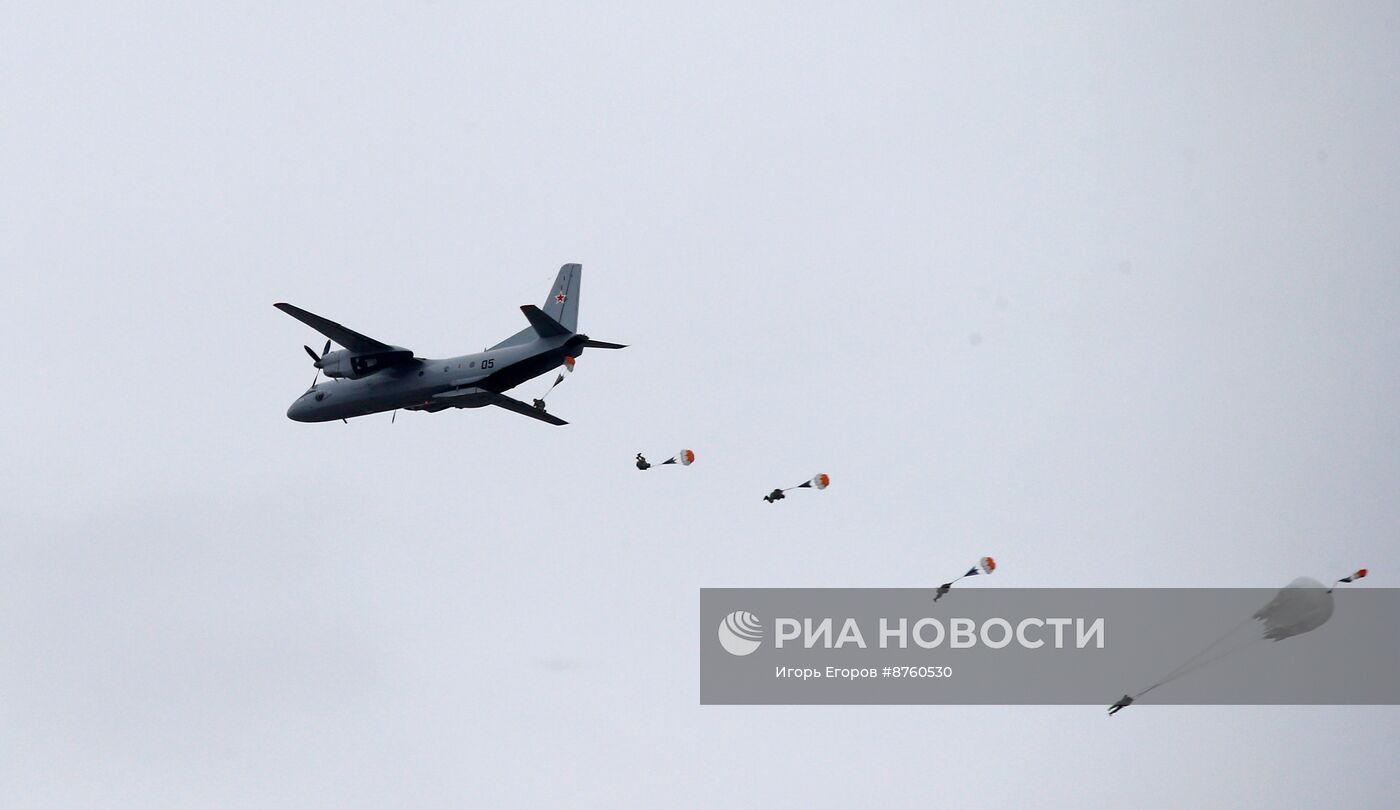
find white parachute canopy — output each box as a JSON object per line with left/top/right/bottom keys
{"left": 1253, "top": 577, "right": 1335, "bottom": 641}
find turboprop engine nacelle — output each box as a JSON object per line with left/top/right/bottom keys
{"left": 316, "top": 347, "right": 414, "bottom": 379}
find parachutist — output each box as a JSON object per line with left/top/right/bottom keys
{"left": 1107, "top": 695, "right": 1134, "bottom": 716}
{"left": 932, "top": 558, "right": 995, "bottom": 601}
{"left": 763, "top": 489, "right": 786, "bottom": 503}
{"left": 636, "top": 453, "right": 651, "bottom": 471}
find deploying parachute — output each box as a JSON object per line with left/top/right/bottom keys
{"left": 764, "top": 473, "right": 830, "bottom": 503}
{"left": 1334, "top": 568, "right": 1368, "bottom": 587}
{"left": 1110, "top": 568, "right": 1367, "bottom": 715}
{"left": 1253, "top": 577, "right": 1335, "bottom": 641}
{"left": 664, "top": 449, "right": 696, "bottom": 467}
{"left": 933, "top": 556, "right": 997, "bottom": 602}
{"left": 532, "top": 355, "right": 577, "bottom": 412}
{"left": 636, "top": 449, "right": 696, "bottom": 471}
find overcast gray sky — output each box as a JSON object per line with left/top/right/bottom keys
{"left": 3, "top": 2, "right": 1398, "bottom": 807}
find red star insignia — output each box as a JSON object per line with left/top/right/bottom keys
{"left": 555, "top": 292, "right": 567, "bottom": 303}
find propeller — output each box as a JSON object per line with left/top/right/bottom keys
{"left": 304, "top": 339, "right": 330, "bottom": 386}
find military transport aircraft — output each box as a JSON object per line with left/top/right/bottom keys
{"left": 278, "top": 263, "right": 623, "bottom": 425}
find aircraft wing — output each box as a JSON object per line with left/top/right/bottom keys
{"left": 427, "top": 387, "right": 569, "bottom": 425}
{"left": 483, "top": 391, "right": 568, "bottom": 425}
{"left": 274, "top": 303, "right": 399, "bottom": 354}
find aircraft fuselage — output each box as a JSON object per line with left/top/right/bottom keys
{"left": 286, "top": 333, "right": 586, "bottom": 422}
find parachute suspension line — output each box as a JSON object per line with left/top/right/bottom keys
{"left": 536, "top": 373, "right": 566, "bottom": 402}
{"left": 1135, "top": 615, "right": 1253, "bottom": 698}
{"left": 1147, "top": 635, "right": 1265, "bottom": 693}
{"left": 1134, "top": 614, "right": 1256, "bottom": 699}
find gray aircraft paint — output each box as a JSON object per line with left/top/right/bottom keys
{"left": 279, "top": 264, "right": 621, "bottom": 424}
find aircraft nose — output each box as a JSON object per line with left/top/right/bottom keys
{"left": 287, "top": 395, "right": 313, "bottom": 422}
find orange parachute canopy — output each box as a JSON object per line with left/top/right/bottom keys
{"left": 773, "top": 473, "right": 830, "bottom": 500}
{"left": 962, "top": 556, "right": 996, "bottom": 578}
{"left": 658, "top": 448, "right": 696, "bottom": 467}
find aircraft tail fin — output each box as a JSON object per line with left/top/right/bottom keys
{"left": 491, "top": 263, "right": 582, "bottom": 350}
{"left": 542, "top": 263, "right": 580, "bottom": 332}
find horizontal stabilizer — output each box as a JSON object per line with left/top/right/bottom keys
{"left": 583, "top": 339, "right": 627, "bottom": 349}
{"left": 520, "top": 305, "right": 571, "bottom": 338}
